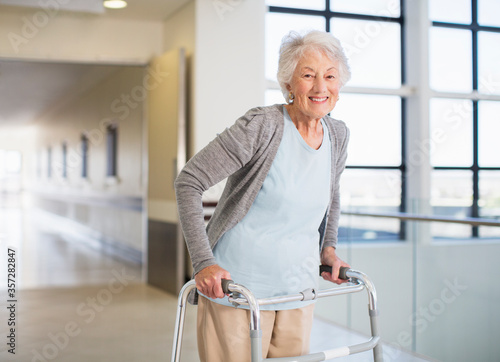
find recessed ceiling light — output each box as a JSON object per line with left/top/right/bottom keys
{"left": 103, "top": 0, "right": 127, "bottom": 9}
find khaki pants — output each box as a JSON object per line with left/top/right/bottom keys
{"left": 197, "top": 296, "right": 315, "bottom": 362}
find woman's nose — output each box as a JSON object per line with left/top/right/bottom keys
{"left": 313, "top": 77, "right": 327, "bottom": 92}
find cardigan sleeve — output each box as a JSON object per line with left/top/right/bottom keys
{"left": 322, "top": 122, "right": 350, "bottom": 250}
{"left": 174, "top": 109, "right": 270, "bottom": 274}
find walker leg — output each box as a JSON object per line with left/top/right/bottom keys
{"left": 251, "top": 329, "right": 263, "bottom": 362}
{"left": 346, "top": 269, "right": 384, "bottom": 362}
{"left": 171, "top": 280, "right": 197, "bottom": 362}
{"left": 370, "top": 313, "right": 384, "bottom": 362}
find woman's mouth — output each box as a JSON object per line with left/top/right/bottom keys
{"left": 309, "top": 97, "right": 328, "bottom": 103}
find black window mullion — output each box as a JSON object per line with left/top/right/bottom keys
{"left": 400, "top": 96, "right": 407, "bottom": 240}
{"left": 399, "top": 0, "right": 406, "bottom": 85}
{"left": 471, "top": 0, "right": 479, "bottom": 91}
{"left": 325, "top": 0, "right": 331, "bottom": 33}
{"left": 472, "top": 101, "right": 480, "bottom": 236}
{"left": 471, "top": 0, "right": 479, "bottom": 236}
{"left": 268, "top": 7, "right": 403, "bottom": 24}
{"left": 399, "top": 0, "right": 406, "bottom": 240}
{"left": 432, "top": 21, "right": 500, "bottom": 34}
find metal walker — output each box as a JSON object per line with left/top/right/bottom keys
{"left": 171, "top": 266, "right": 384, "bottom": 362}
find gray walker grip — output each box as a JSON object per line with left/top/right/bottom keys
{"left": 221, "top": 279, "right": 234, "bottom": 294}
{"left": 319, "top": 265, "right": 350, "bottom": 280}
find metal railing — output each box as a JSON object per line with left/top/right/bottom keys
{"left": 342, "top": 211, "right": 500, "bottom": 227}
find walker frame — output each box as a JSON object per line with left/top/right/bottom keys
{"left": 171, "top": 267, "right": 384, "bottom": 362}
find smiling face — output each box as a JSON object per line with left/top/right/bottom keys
{"left": 286, "top": 49, "right": 341, "bottom": 122}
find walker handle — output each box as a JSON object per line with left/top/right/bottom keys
{"left": 221, "top": 279, "right": 234, "bottom": 294}
{"left": 319, "top": 265, "right": 350, "bottom": 280}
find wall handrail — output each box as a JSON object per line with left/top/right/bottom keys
{"left": 341, "top": 211, "right": 500, "bottom": 227}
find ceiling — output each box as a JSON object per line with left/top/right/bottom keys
{"left": 0, "top": 0, "right": 191, "bottom": 127}
{"left": 0, "top": 0, "right": 191, "bottom": 22}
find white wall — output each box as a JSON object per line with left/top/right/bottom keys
{"left": 192, "top": 0, "right": 266, "bottom": 154}
{"left": 163, "top": 1, "right": 195, "bottom": 58}
{"left": 0, "top": 7, "right": 162, "bottom": 64}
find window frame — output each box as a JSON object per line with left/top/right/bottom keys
{"left": 430, "top": 0, "right": 500, "bottom": 237}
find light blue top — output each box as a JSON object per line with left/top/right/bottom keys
{"left": 209, "top": 107, "right": 331, "bottom": 310}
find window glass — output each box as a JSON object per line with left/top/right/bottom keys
{"left": 339, "top": 215, "right": 401, "bottom": 242}
{"left": 0, "top": 150, "right": 22, "bottom": 175}
{"left": 431, "top": 170, "right": 473, "bottom": 239}
{"left": 429, "top": 0, "right": 471, "bottom": 24}
{"left": 429, "top": 98, "right": 473, "bottom": 167}
{"left": 478, "top": 0, "right": 500, "bottom": 27}
{"left": 0, "top": 150, "right": 22, "bottom": 193}
{"left": 47, "top": 147, "right": 52, "bottom": 179}
{"left": 36, "top": 151, "right": 41, "bottom": 179}
{"left": 81, "top": 135, "right": 89, "bottom": 178}
{"left": 340, "top": 169, "right": 401, "bottom": 211}
{"left": 478, "top": 31, "right": 500, "bottom": 95}
{"left": 429, "top": 27, "right": 472, "bottom": 93}
{"left": 266, "top": 0, "right": 325, "bottom": 11}
{"left": 106, "top": 126, "right": 118, "bottom": 177}
{"left": 331, "top": 93, "right": 401, "bottom": 166}
{"left": 62, "top": 142, "right": 67, "bottom": 179}
{"left": 339, "top": 168, "right": 401, "bottom": 242}
{"left": 331, "top": 0, "right": 400, "bottom": 18}
{"left": 479, "top": 171, "right": 500, "bottom": 238}
{"left": 331, "top": 18, "right": 401, "bottom": 88}
{"left": 0, "top": 150, "right": 4, "bottom": 179}
{"left": 479, "top": 101, "right": 500, "bottom": 167}
{"left": 266, "top": 13, "right": 326, "bottom": 81}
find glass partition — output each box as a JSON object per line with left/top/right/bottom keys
{"left": 316, "top": 198, "right": 500, "bottom": 361}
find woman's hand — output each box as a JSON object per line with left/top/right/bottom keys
{"left": 194, "top": 264, "right": 232, "bottom": 299}
{"left": 320, "top": 246, "right": 350, "bottom": 284}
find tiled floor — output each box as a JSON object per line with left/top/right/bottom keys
{"left": 0, "top": 194, "right": 433, "bottom": 361}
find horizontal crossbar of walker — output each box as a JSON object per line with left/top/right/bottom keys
{"left": 228, "top": 278, "right": 379, "bottom": 361}
{"left": 264, "top": 336, "right": 380, "bottom": 361}
{"left": 229, "top": 280, "right": 365, "bottom": 306}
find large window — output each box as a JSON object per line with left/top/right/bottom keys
{"left": 47, "top": 147, "right": 52, "bottom": 179}
{"left": 0, "top": 150, "right": 22, "bottom": 193}
{"left": 265, "top": 0, "right": 406, "bottom": 242}
{"left": 266, "top": 0, "right": 500, "bottom": 242}
{"left": 429, "top": 0, "right": 500, "bottom": 239}
{"left": 81, "top": 134, "right": 89, "bottom": 179}
{"left": 106, "top": 125, "right": 118, "bottom": 178}
{"left": 62, "top": 142, "right": 68, "bottom": 179}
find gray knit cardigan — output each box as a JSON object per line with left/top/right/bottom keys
{"left": 174, "top": 103, "right": 349, "bottom": 275}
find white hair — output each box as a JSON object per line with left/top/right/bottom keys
{"left": 277, "top": 30, "right": 351, "bottom": 101}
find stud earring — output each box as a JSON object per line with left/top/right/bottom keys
{"left": 288, "top": 92, "right": 295, "bottom": 104}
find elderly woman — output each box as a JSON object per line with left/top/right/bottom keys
{"left": 175, "top": 30, "right": 351, "bottom": 361}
